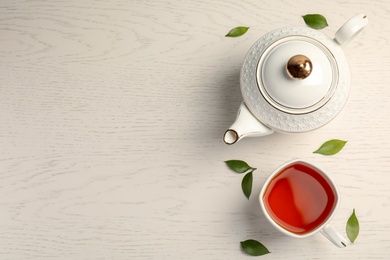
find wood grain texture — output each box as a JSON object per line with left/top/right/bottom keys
{"left": 0, "top": 0, "right": 389, "bottom": 259}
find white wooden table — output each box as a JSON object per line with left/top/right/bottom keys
{"left": 1, "top": 1, "right": 389, "bottom": 259}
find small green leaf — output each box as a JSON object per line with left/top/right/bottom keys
{"left": 347, "top": 209, "right": 360, "bottom": 243}
{"left": 225, "top": 26, "right": 250, "bottom": 37}
{"left": 313, "top": 139, "right": 347, "bottom": 155}
{"left": 225, "top": 160, "right": 253, "bottom": 173}
{"left": 241, "top": 171, "right": 253, "bottom": 199}
{"left": 303, "top": 14, "right": 329, "bottom": 29}
{"left": 240, "top": 239, "right": 270, "bottom": 256}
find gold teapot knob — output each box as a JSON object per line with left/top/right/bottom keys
{"left": 286, "top": 55, "right": 313, "bottom": 80}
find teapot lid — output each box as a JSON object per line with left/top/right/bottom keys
{"left": 257, "top": 36, "right": 338, "bottom": 114}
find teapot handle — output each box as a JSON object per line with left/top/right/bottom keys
{"left": 334, "top": 14, "right": 368, "bottom": 46}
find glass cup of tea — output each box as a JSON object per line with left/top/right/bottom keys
{"left": 259, "top": 159, "right": 348, "bottom": 247}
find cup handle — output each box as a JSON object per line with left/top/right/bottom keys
{"left": 320, "top": 224, "right": 348, "bottom": 248}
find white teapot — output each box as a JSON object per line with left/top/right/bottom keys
{"left": 223, "top": 14, "right": 368, "bottom": 145}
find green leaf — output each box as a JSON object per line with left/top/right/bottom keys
{"left": 225, "top": 26, "right": 249, "bottom": 37}
{"left": 241, "top": 171, "right": 253, "bottom": 199}
{"left": 303, "top": 14, "right": 329, "bottom": 29}
{"left": 225, "top": 160, "right": 254, "bottom": 173}
{"left": 313, "top": 139, "right": 347, "bottom": 155}
{"left": 347, "top": 209, "right": 360, "bottom": 243}
{"left": 240, "top": 239, "right": 270, "bottom": 256}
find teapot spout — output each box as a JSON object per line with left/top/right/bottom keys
{"left": 223, "top": 102, "right": 274, "bottom": 145}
